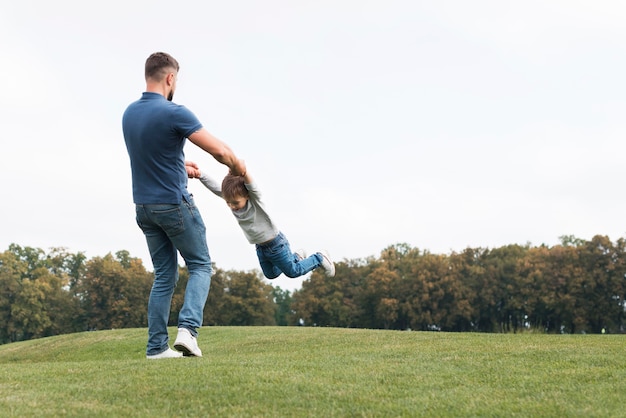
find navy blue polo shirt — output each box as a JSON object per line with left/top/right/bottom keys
{"left": 122, "top": 92, "right": 203, "bottom": 204}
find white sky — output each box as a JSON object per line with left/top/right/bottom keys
{"left": 2, "top": 1, "right": 626, "bottom": 291}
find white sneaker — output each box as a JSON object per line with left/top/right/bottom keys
{"left": 317, "top": 250, "right": 335, "bottom": 277}
{"left": 173, "top": 328, "right": 203, "bottom": 357}
{"left": 146, "top": 347, "right": 183, "bottom": 360}
{"left": 294, "top": 249, "right": 307, "bottom": 261}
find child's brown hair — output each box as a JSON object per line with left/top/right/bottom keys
{"left": 222, "top": 174, "right": 248, "bottom": 200}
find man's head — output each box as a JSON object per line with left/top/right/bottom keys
{"left": 145, "top": 52, "right": 179, "bottom": 101}
{"left": 222, "top": 174, "right": 249, "bottom": 211}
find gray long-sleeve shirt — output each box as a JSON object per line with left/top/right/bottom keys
{"left": 198, "top": 172, "right": 279, "bottom": 245}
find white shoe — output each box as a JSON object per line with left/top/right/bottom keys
{"left": 318, "top": 250, "right": 335, "bottom": 277}
{"left": 173, "top": 328, "right": 203, "bottom": 357}
{"left": 146, "top": 347, "right": 183, "bottom": 360}
{"left": 294, "top": 249, "right": 307, "bottom": 261}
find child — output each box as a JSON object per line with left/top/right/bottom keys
{"left": 194, "top": 168, "right": 335, "bottom": 279}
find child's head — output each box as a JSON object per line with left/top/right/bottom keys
{"left": 222, "top": 174, "right": 248, "bottom": 210}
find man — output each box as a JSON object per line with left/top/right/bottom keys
{"left": 122, "top": 52, "right": 246, "bottom": 359}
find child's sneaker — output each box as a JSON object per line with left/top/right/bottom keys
{"left": 294, "top": 249, "right": 307, "bottom": 261}
{"left": 317, "top": 250, "right": 335, "bottom": 277}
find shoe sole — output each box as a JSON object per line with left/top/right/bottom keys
{"left": 146, "top": 348, "right": 183, "bottom": 359}
{"left": 173, "top": 342, "right": 202, "bottom": 357}
{"left": 146, "top": 354, "right": 182, "bottom": 359}
{"left": 320, "top": 251, "right": 335, "bottom": 277}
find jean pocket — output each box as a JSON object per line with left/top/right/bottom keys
{"left": 266, "top": 242, "right": 286, "bottom": 257}
{"left": 151, "top": 206, "right": 185, "bottom": 236}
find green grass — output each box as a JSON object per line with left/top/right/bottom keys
{"left": 0, "top": 327, "right": 624, "bottom": 417}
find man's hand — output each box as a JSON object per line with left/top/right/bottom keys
{"left": 230, "top": 159, "right": 247, "bottom": 177}
{"left": 185, "top": 160, "right": 201, "bottom": 178}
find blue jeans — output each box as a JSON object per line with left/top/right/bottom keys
{"left": 135, "top": 194, "right": 212, "bottom": 356}
{"left": 256, "top": 232, "right": 322, "bottom": 279}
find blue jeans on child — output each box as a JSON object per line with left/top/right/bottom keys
{"left": 256, "top": 232, "right": 322, "bottom": 279}
{"left": 135, "top": 193, "right": 212, "bottom": 356}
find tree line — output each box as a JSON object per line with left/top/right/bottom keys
{"left": 1, "top": 235, "right": 624, "bottom": 344}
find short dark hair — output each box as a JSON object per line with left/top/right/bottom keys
{"left": 222, "top": 174, "right": 248, "bottom": 200}
{"left": 145, "top": 52, "right": 179, "bottom": 81}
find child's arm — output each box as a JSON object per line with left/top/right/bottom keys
{"left": 197, "top": 171, "right": 223, "bottom": 197}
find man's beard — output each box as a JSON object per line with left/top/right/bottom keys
{"left": 167, "top": 91, "right": 174, "bottom": 101}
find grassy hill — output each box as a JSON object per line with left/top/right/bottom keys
{"left": 0, "top": 327, "right": 624, "bottom": 417}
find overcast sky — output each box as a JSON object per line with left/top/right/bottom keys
{"left": 2, "top": 1, "right": 626, "bottom": 291}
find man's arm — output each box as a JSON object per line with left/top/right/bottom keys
{"left": 188, "top": 128, "right": 246, "bottom": 175}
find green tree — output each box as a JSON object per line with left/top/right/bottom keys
{"left": 447, "top": 249, "right": 483, "bottom": 331}
{"left": 472, "top": 245, "right": 529, "bottom": 332}
{"left": 220, "top": 270, "right": 276, "bottom": 326}
{"left": 0, "top": 250, "right": 28, "bottom": 343}
{"left": 516, "top": 246, "right": 549, "bottom": 331}
{"left": 45, "top": 247, "right": 85, "bottom": 335}
{"left": 358, "top": 245, "right": 409, "bottom": 330}
{"left": 399, "top": 252, "right": 452, "bottom": 331}
{"left": 7, "top": 244, "right": 46, "bottom": 276}
{"left": 292, "top": 262, "right": 358, "bottom": 327}
{"left": 11, "top": 270, "right": 51, "bottom": 340}
{"left": 203, "top": 267, "right": 228, "bottom": 326}
{"left": 540, "top": 243, "right": 585, "bottom": 333}
{"left": 578, "top": 235, "right": 626, "bottom": 333}
{"left": 76, "top": 253, "right": 152, "bottom": 330}
{"left": 361, "top": 265, "right": 400, "bottom": 329}
{"left": 0, "top": 245, "right": 82, "bottom": 342}
{"left": 272, "top": 286, "right": 292, "bottom": 326}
